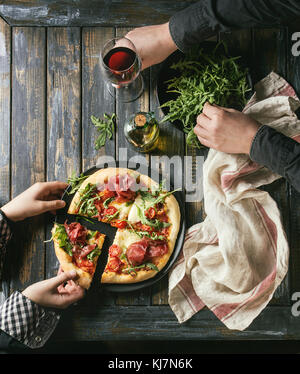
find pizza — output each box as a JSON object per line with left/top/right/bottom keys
{"left": 52, "top": 221, "right": 105, "bottom": 289}
{"left": 61, "top": 167, "right": 180, "bottom": 284}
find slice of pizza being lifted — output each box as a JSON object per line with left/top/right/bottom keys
{"left": 52, "top": 221, "right": 106, "bottom": 289}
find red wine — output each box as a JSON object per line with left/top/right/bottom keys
{"left": 104, "top": 47, "right": 136, "bottom": 71}
{"left": 103, "top": 47, "right": 138, "bottom": 85}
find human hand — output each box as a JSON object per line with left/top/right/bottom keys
{"left": 22, "top": 268, "right": 85, "bottom": 309}
{"left": 1, "top": 181, "right": 68, "bottom": 222}
{"left": 194, "top": 102, "right": 261, "bottom": 154}
{"left": 125, "top": 22, "right": 177, "bottom": 70}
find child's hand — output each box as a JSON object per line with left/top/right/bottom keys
{"left": 22, "top": 269, "right": 85, "bottom": 309}
{"left": 1, "top": 181, "right": 68, "bottom": 222}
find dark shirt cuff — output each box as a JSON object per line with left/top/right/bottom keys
{"left": 250, "top": 125, "right": 300, "bottom": 189}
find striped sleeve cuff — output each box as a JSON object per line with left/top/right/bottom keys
{"left": 0, "top": 291, "right": 60, "bottom": 349}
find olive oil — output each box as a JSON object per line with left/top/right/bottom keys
{"left": 124, "top": 111, "right": 159, "bottom": 152}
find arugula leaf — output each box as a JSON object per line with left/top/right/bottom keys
{"left": 53, "top": 224, "right": 73, "bottom": 257}
{"left": 77, "top": 183, "right": 99, "bottom": 216}
{"left": 67, "top": 171, "right": 88, "bottom": 195}
{"left": 86, "top": 246, "right": 101, "bottom": 262}
{"left": 150, "top": 188, "right": 181, "bottom": 206}
{"left": 135, "top": 203, "right": 163, "bottom": 229}
{"left": 103, "top": 197, "right": 115, "bottom": 209}
{"left": 91, "top": 113, "right": 116, "bottom": 150}
{"left": 105, "top": 208, "right": 121, "bottom": 222}
{"left": 122, "top": 262, "right": 159, "bottom": 275}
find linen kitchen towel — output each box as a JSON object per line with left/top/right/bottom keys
{"left": 168, "top": 72, "right": 300, "bottom": 330}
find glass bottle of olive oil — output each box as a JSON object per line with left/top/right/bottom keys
{"left": 124, "top": 111, "right": 159, "bottom": 153}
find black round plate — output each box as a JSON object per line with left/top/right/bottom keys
{"left": 55, "top": 161, "right": 185, "bottom": 293}
{"left": 156, "top": 41, "right": 254, "bottom": 131}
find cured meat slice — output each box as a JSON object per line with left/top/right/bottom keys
{"left": 147, "top": 240, "right": 168, "bottom": 258}
{"left": 64, "top": 221, "right": 87, "bottom": 244}
{"left": 126, "top": 239, "right": 148, "bottom": 266}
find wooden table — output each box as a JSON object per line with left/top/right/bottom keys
{"left": 1, "top": 3, "right": 300, "bottom": 345}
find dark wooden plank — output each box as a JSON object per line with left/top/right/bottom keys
{"left": 115, "top": 26, "right": 151, "bottom": 306}
{"left": 82, "top": 27, "right": 115, "bottom": 171}
{"left": 81, "top": 26, "right": 116, "bottom": 306}
{"left": 0, "top": 0, "right": 198, "bottom": 27}
{"left": 45, "top": 27, "right": 81, "bottom": 279}
{"left": 52, "top": 304, "right": 300, "bottom": 341}
{"left": 0, "top": 18, "right": 11, "bottom": 208}
{"left": 0, "top": 17, "right": 11, "bottom": 297}
{"left": 149, "top": 63, "right": 185, "bottom": 305}
{"left": 10, "top": 26, "right": 46, "bottom": 292}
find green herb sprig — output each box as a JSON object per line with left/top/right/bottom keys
{"left": 122, "top": 262, "right": 159, "bottom": 275}
{"left": 53, "top": 223, "right": 73, "bottom": 257}
{"left": 76, "top": 183, "right": 99, "bottom": 217}
{"left": 91, "top": 113, "right": 116, "bottom": 149}
{"left": 67, "top": 171, "right": 89, "bottom": 195}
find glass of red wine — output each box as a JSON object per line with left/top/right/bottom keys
{"left": 100, "top": 37, "right": 144, "bottom": 103}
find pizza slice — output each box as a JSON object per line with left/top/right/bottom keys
{"left": 101, "top": 227, "right": 172, "bottom": 283}
{"left": 126, "top": 174, "right": 180, "bottom": 247}
{"left": 52, "top": 221, "right": 106, "bottom": 289}
{"left": 68, "top": 168, "right": 141, "bottom": 225}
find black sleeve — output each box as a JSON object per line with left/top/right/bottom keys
{"left": 169, "top": 0, "right": 300, "bottom": 52}
{"left": 250, "top": 125, "right": 300, "bottom": 192}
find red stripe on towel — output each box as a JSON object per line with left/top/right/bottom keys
{"left": 221, "top": 160, "right": 261, "bottom": 191}
{"left": 178, "top": 275, "right": 206, "bottom": 313}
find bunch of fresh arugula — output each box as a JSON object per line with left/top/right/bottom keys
{"left": 160, "top": 42, "right": 251, "bottom": 148}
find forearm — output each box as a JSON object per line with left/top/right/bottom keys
{"left": 169, "top": 0, "right": 300, "bottom": 52}
{"left": 0, "top": 210, "right": 61, "bottom": 350}
{"left": 250, "top": 125, "right": 300, "bottom": 191}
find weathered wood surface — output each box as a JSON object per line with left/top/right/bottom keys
{"left": 51, "top": 305, "right": 300, "bottom": 341}
{"left": 1, "top": 16, "right": 300, "bottom": 340}
{"left": 10, "top": 27, "right": 46, "bottom": 292}
{"left": 0, "top": 0, "right": 198, "bottom": 27}
{"left": 0, "top": 17, "right": 10, "bottom": 298}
